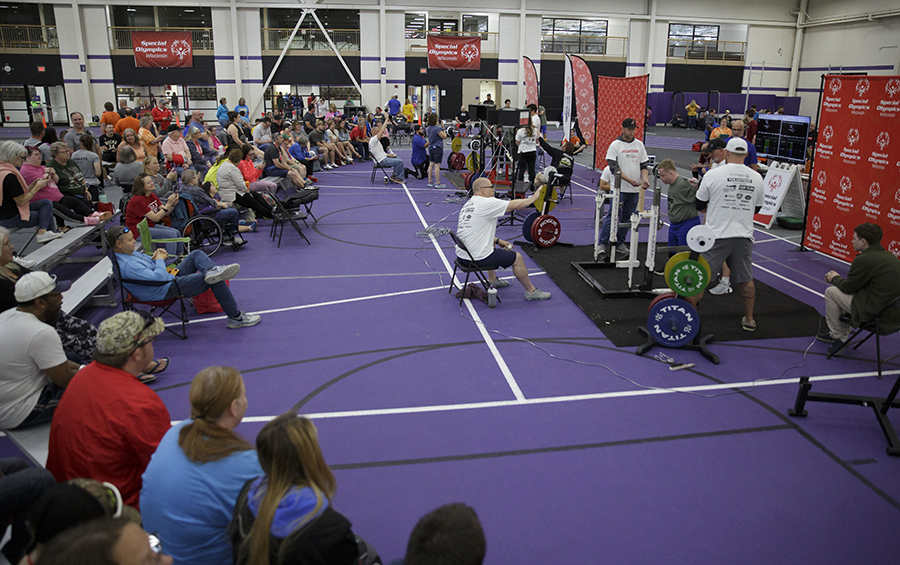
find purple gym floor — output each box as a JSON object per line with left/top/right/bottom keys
{"left": 61, "top": 129, "right": 899, "bottom": 563}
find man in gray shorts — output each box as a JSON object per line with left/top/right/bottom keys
{"left": 694, "top": 138, "right": 764, "bottom": 331}
{"left": 455, "top": 178, "right": 551, "bottom": 301}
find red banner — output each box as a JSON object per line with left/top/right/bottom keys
{"left": 523, "top": 57, "right": 538, "bottom": 107}
{"left": 132, "top": 32, "right": 193, "bottom": 68}
{"left": 570, "top": 55, "right": 595, "bottom": 146}
{"left": 427, "top": 35, "right": 480, "bottom": 70}
{"left": 594, "top": 75, "right": 648, "bottom": 169}
{"left": 803, "top": 75, "right": 900, "bottom": 262}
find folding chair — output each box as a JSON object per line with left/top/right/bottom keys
{"left": 447, "top": 230, "right": 499, "bottom": 306}
{"left": 107, "top": 249, "right": 189, "bottom": 340}
{"left": 136, "top": 218, "right": 190, "bottom": 259}
{"left": 267, "top": 187, "right": 310, "bottom": 248}
{"left": 827, "top": 295, "right": 900, "bottom": 379}
{"left": 371, "top": 159, "right": 392, "bottom": 184}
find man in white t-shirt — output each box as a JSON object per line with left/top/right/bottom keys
{"left": 0, "top": 273, "right": 82, "bottom": 429}
{"left": 369, "top": 122, "right": 404, "bottom": 182}
{"left": 597, "top": 118, "right": 649, "bottom": 259}
{"left": 694, "top": 137, "right": 765, "bottom": 331}
{"left": 455, "top": 178, "right": 551, "bottom": 301}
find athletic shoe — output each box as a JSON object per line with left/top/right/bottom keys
{"left": 12, "top": 256, "right": 36, "bottom": 269}
{"left": 827, "top": 338, "right": 848, "bottom": 356}
{"left": 304, "top": 178, "right": 314, "bottom": 187}
{"left": 434, "top": 183, "right": 446, "bottom": 189}
{"left": 741, "top": 317, "right": 757, "bottom": 332}
{"left": 390, "top": 176, "right": 404, "bottom": 184}
{"left": 36, "top": 231, "right": 64, "bottom": 243}
{"left": 309, "top": 176, "right": 318, "bottom": 183}
{"left": 596, "top": 248, "right": 608, "bottom": 261}
{"left": 325, "top": 164, "right": 334, "bottom": 170}
{"left": 525, "top": 288, "right": 551, "bottom": 301}
{"left": 615, "top": 243, "right": 630, "bottom": 257}
{"left": 815, "top": 331, "right": 838, "bottom": 343}
{"left": 204, "top": 264, "right": 241, "bottom": 285}
{"left": 427, "top": 182, "right": 435, "bottom": 188}
{"left": 248, "top": 220, "right": 258, "bottom": 233}
{"left": 347, "top": 158, "right": 354, "bottom": 164}
{"left": 708, "top": 280, "right": 732, "bottom": 295}
{"left": 489, "top": 278, "right": 511, "bottom": 288}
{"left": 227, "top": 312, "right": 261, "bottom": 329}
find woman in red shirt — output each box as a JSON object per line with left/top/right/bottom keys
{"left": 125, "top": 173, "right": 182, "bottom": 256}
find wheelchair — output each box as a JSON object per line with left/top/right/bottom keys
{"left": 178, "top": 194, "right": 246, "bottom": 257}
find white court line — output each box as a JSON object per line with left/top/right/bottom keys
{"left": 398, "top": 181, "right": 527, "bottom": 401}
{"left": 230, "top": 369, "right": 900, "bottom": 423}
{"left": 752, "top": 263, "right": 825, "bottom": 298}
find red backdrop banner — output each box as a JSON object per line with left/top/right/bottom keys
{"left": 132, "top": 32, "right": 193, "bottom": 68}
{"left": 594, "top": 75, "right": 648, "bottom": 169}
{"left": 427, "top": 35, "right": 481, "bottom": 70}
{"left": 803, "top": 75, "right": 900, "bottom": 262}
{"left": 570, "top": 55, "right": 595, "bottom": 146}
{"left": 523, "top": 56, "right": 538, "bottom": 107}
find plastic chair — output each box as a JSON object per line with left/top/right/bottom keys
{"left": 136, "top": 218, "right": 190, "bottom": 258}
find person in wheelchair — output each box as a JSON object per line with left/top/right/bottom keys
{"left": 180, "top": 169, "right": 256, "bottom": 247}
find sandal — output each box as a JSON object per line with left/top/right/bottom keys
{"left": 144, "top": 357, "right": 169, "bottom": 375}
{"left": 741, "top": 317, "right": 757, "bottom": 332}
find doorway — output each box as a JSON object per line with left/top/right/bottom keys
{"left": 0, "top": 85, "right": 67, "bottom": 127}
{"left": 462, "top": 79, "right": 499, "bottom": 107}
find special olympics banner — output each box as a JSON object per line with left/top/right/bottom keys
{"left": 523, "top": 56, "right": 538, "bottom": 107}
{"left": 132, "top": 32, "right": 193, "bottom": 68}
{"left": 594, "top": 75, "right": 648, "bottom": 170}
{"left": 754, "top": 167, "right": 795, "bottom": 228}
{"left": 426, "top": 35, "right": 481, "bottom": 70}
{"left": 803, "top": 75, "right": 900, "bottom": 262}
{"left": 571, "top": 55, "right": 595, "bottom": 146}
{"left": 562, "top": 55, "right": 573, "bottom": 142}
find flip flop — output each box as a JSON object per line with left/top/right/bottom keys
{"left": 145, "top": 357, "right": 169, "bottom": 375}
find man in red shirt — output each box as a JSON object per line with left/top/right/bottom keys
{"left": 349, "top": 122, "right": 370, "bottom": 161}
{"left": 46, "top": 311, "right": 171, "bottom": 509}
{"left": 150, "top": 99, "right": 173, "bottom": 132}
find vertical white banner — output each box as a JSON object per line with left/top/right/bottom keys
{"left": 562, "top": 55, "right": 573, "bottom": 140}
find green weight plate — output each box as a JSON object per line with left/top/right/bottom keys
{"left": 666, "top": 256, "right": 712, "bottom": 297}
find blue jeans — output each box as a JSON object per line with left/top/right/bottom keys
{"left": 378, "top": 157, "right": 404, "bottom": 178}
{"left": 216, "top": 207, "right": 240, "bottom": 232}
{"left": 687, "top": 115, "right": 697, "bottom": 130}
{"left": 165, "top": 250, "right": 240, "bottom": 318}
{"left": 146, "top": 225, "right": 184, "bottom": 256}
{"left": 0, "top": 458, "right": 56, "bottom": 562}
{"left": 0, "top": 199, "right": 56, "bottom": 232}
{"left": 599, "top": 191, "right": 640, "bottom": 245}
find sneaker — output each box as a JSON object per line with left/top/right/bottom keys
{"left": 390, "top": 176, "right": 404, "bottom": 184}
{"left": 204, "top": 264, "right": 241, "bottom": 285}
{"left": 309, "top": 176, "right": 319, "bottom": 183}
{"left": 815, "top": 331, "right": 838, "bottom": 343}
{"left": 827, "top": 338, "right": 848, "bottom": 356}
{"left": 304, "top": 178, "right": 314, "bottom": 187}
{"left": 615, "top": 243, "right": 630, "bottom": 257}
{"left": 12, "top": 256, "right": 36, "bottom": 269}
{"left": 427, "top": 182, "right": 435, "bottom": 188}
{"left": 489, "top": 278, "right": 511, "bottom": 288}
{"left": 741, "top": 317, "right": 757, "bottom": 332}
{"left": 36, "top": 231, "right": 64, "bottom": 244}
{"left": 434, "top": 183, "right": 447, "bottom": 189}
{"left": 525, "top": 288, "right": 551, "bottom": 301}
{"left": 325, "top": 164, "right": 334, "bottom": 170}
{"left": 596, "top": 248, "right": 608, "bottom": 261}
{"left": 708, "top": 280, "right": 733, "bottom": 295}
{"left": 248, "top": 220, "right": 258, "bottom": 233}
{"left": 347, "top": 158, "right": 354, "bottom": 164}
{"left": 228, "top": 311, "right": 261, "bottom": 329}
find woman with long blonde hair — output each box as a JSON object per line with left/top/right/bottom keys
{"left": 141, "top": 367, "right": 261, "bottom": 565}
{"left": 230, "top": 412, "right": 365, "bottom": 565}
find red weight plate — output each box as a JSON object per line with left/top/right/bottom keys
{"left": 532, "top": 215, "right": 561, "bottom": 247}
{"left": 647, "top": 291, "right": 678, "bottom": 315}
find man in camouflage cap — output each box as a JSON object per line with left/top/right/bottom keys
{"left": 46, "top": 312, "right": 172, "bottom": 509}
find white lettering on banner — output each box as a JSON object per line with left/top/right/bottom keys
{"left": 889, "top": 207, "right": 900, "bottom": 227}
{"left": 833, "top": 193, "right": 854, "bottom": 212}
{"left": 863, "top": 201, "right": 881, "bottom": 219}
{"left": 823, "top": 96, "right": 842, "bottom": 113}
{"left": 849, "top": 98, "right": 870, "bottom": 114}
{"left": 840, "top": 147, "right": 861, "bottom": 164}
{"left": 811, "top": 186, "right": 827, "bottom": 203}
{"left": 817, "top": 142, "right": 833, "bottom": 159}
{"left": 878, "top": 99, "right": 899, "bottom": 117}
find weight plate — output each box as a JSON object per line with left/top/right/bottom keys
{"left": 469, "top": 139, "right": 482, "bottom": 152}
{"left": 686, "top": 225, "right": 716, "bottom": 254}
{"left": 647, "top": 291, "right": 678, "bottom": 315}
{"left": 667, "top": 257, "right": 711, "bottom": 297}
{"left": 451, "top": 137, "right": 463, "bottom": 153}
{"left": 531, "top": 215, "right": 561, "bottom": 247}
{"left": 664, "top": 251, "right": 690, "bottom": 284}
{"left": 532, "top": 185, "right": 558, "bottom": 214}
{"left": 647, "top": 297, "right": 701, "bottom": 348}
{"left": 466, "top": 152, "right": 482, "bottom": 172}
{"left": 522, "top": 211, "right": 540, "bottom": 243}
{"left": 462, "top": 172, "right": 473, "bottom": 191}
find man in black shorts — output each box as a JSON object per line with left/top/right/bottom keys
{"left": 455, "top": 178, "right": 551, "bottom": 301}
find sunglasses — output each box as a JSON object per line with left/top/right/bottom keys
{"left": 132, "top": 311, "right": 157, "bottom": 347}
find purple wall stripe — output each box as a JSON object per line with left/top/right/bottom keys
{"left": 747, "top": 66, "right": 790, "bottom": 71}
{"left": 214, "top": 56, "right": 234, "bottom": 60}
{"left": 86, "top": 55, "right": 111, "bottom": 60}
{"left": 651, "top": 63, "right": 666, "bottom": 68}
{"left": 386, "top": 79, "right": 405, "bottom": 84}
{"left": 498, "top": 59, "right": 518, "bottom": 64}
{"left": 63, "top": 78, "right": 82, "bottom": 83}
{"left": 743, "top": 86, "right": 789, "bottom": 92}
{"left": 650, "top": 84, "right": 665, "bottom": 89}
{"left": 626, "top": 63, "right": 646, "bottom": 67}
{"left": 60, "top": 54, "right": 79, "bottom": 60}
{"left": 501, "top": 81, "right": 517, "bottom": 85}
{"left": 360, "top": 56, "right": 380, "bottom": 61}
{"left": 361, "top": 79, "right": 380, "bottom": 84}
{"left": 385, "top": 57, "right": 405, "bottom": 62}
{"left": 89, "top": 79, "right": 115, "bottom": 84}
{"left": 800, "top": 64, "right": 894, "bottom": 71}
{"left": 217, "top": 79, "right": 236, "bottom": 84}
{"left": 243, "top": 79, "right": 263, "bottom": 84}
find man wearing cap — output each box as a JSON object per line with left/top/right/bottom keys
{"left": 108, "top": 225, "right": 260, "bottom": 329}
{"left": 694, "top": 137, "right": 765, "bottom": 331}
{"left": 46, "top": 311, "right": 172, "bottom": 509}
{"left": 597, "top": 118, "right": 649, "bottom": 260}
{"left": 690, "top": 136, "right": 727, "bottom": 181}
{"left": 150, "top": 99, "right": 172, "bottom": 133}
{"left": 0, "top": 272, "right": 80, "bottom": 429}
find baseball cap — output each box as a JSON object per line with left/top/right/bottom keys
{"left": 96, "top": 311, "right": 165, "bottom": 355}
{"left": 701, "top": 137, "right": 728, "bottom": 153}
{"left": 622, "top": 118, "right": 637, "bottom": 129}
{"left": 15, "top": 272, "right": 72, "bottom": 302}
{"left": 725, "top": 137, "right": 749, "bottom": 154}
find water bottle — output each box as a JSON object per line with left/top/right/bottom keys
{"left": 487, "top": 286, "right": 498, "bottom": 308}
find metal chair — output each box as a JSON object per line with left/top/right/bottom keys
{"left": 107, "top": 249, "right": 189, "bottom": 340}
{"left": 370, "top": 159, "right": 392, "bottom": 184}
{"left": 827, "top": 295, "right": 900, "bottom": 379}
{"left": 447, "top": 230, "right": 498, "bottom": 306}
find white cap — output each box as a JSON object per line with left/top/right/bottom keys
{"left": 725, "top": 137, "right": 748, "bottom": 154}
{"left": 14, "top": 272, "right": 71, "bottom": 302}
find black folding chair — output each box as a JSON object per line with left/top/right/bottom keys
{"left": 108, "top": 250, "right": 189, "bottom": 340}
{"left": 447, "top": 230, "right": 499, "bottom": 306}
{"left": 267, "top": 188, "right": 310, "bottom": 248}
{"left": 371, "top": 159, "right": 392, "bottom": 184}
{"left": 827, "top": 295, "right": 900, "bottom": 379}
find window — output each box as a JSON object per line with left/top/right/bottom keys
{"left": 541, "top": 18, "right": 608, "bottom": 54}
{"left": 266, "top": 8, "right": 359, "bottom": 30}
{"left": 462, "top": 15, "right": 488, "bottom": 34}
{"left": 428, "top": 18, "right": 458, "bottom": 33}
{"left": 668, "top": 24, "right": 719, "bottom": 42}
{"left": 667, "top": 24, "right": 720, "bottom": 58}
{"left": 157, "top": 7, "right": 211, "bottom": 28}
{"left": 110, "top": 6, "right": 155, "bottom": 28}
{"left": 405, "top": 12, "right": 426, "bottom": 39}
